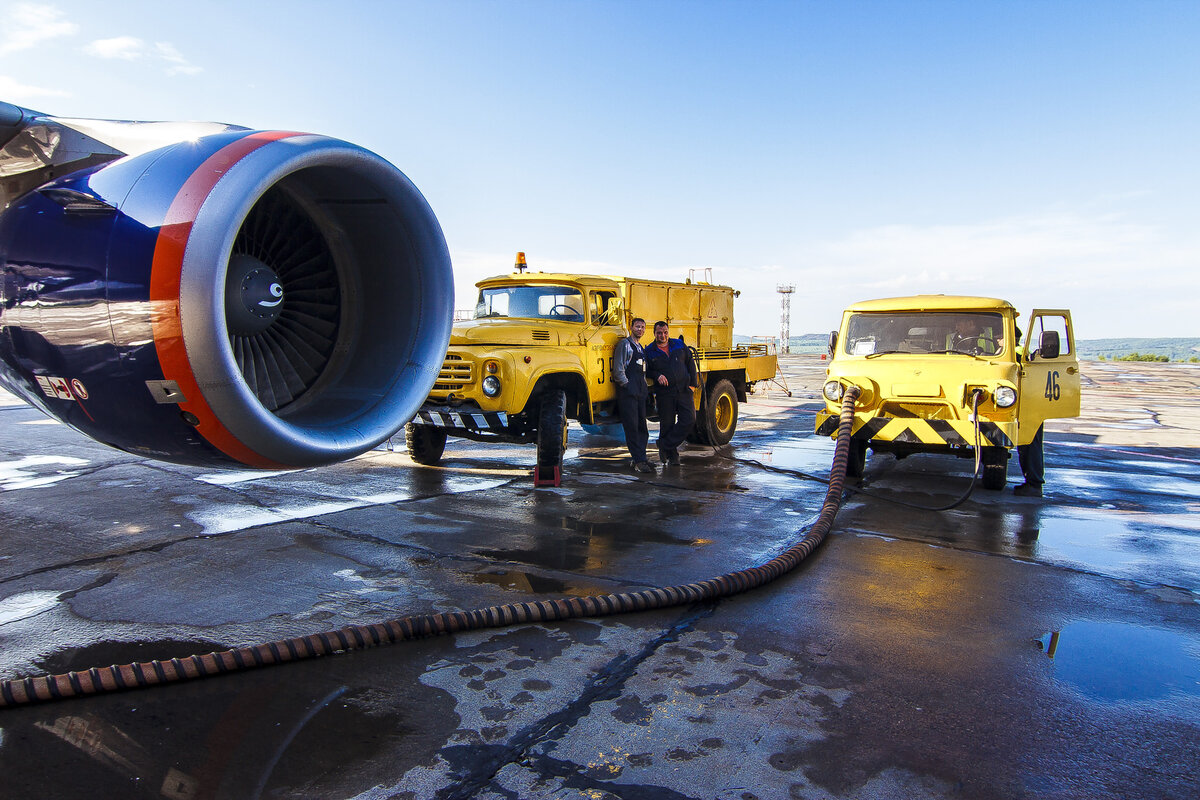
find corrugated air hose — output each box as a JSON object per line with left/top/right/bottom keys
{"left": 0, "top": 389, "right": 861, "bottom": 709}
{"left": 726, "top": 389, "right": 987, "bottom": 513}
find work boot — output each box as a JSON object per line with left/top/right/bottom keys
{"left": 1013, "top": 483, "right": 1043, "bottom": 497}
{"left": 632, "top": 460, "right": 655, "bottom": 474}
{"left": 664, "top": 451, "right": 681, "bottom": 466}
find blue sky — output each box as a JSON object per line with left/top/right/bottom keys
{"left": 2, "top": 0, "right": 1197, "bottom": 338}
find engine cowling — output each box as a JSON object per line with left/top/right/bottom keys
{"left": 0, "top": 119, "right": 453, "bottom": 468}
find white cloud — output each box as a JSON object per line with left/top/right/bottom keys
{"left": 0, "top": 74, "right": 70, "bottom": 102}
{"left": 737, "top": 211, "right": 1200, "bottom": 339}
{"left": 0, "top": 4, "right": 78, "bottom": 56}
{"left": 439, "top": 206, "right": 1197, "bottom": 339}
{"left": 155, "top": 42, "right": 202, "bottom": 76}
{"left": 82, "top": 35, "right": 201, "bottom": 76}
{"left": 448, "top": 212, "right": 1198, "bottom": 339}
{"left": 83, "top": 35, "right": 145, "bottom": 60}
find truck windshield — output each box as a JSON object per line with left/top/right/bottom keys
{"left": 474, "top": 285, "right": 586, "bottom": 322}
{"left": 844, "top": 312, "right": 1006, "bottom": 357}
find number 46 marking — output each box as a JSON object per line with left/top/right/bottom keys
{"left": 1044, "top": 370, "right": 1061, "bottom": 401}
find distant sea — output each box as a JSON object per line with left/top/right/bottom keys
{"left": 736, "top": 334, "right": 1200, "bottom": 361}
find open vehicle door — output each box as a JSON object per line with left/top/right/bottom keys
{"left": 1019, "top": 309, "right": 1081, "bottom": 441}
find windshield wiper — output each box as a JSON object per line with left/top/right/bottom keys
{"left": 927, "top": 349, "right": 986, "bottom": 360}
{"left": 864, "top": 349, "right": 910, "bottom": 359}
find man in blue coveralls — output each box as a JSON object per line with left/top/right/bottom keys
{"left": 645, "top": 320, "right": 698, "bottom": 466}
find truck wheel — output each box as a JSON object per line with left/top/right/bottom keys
{"left": 846, "top": 439, "right": 867, "bottom": 478}
{"left": 699, "top": 379, "right": 739, "bottom": 446}
{"left": 981, "top": 446, "right": 1008, "bottom": 490}
{"left": 405, "top": 423, "right": 447, "bottom": 465}
{"left": 536, "top": 389, "right": 568, "bottom": 481}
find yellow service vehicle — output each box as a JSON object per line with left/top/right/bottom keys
{"left": 815, "top": 295, "right": 1081, "bottom": 490}
{"left": 406, "top": 255, "right": 777, "bottom": 484}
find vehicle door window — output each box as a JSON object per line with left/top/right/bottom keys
{"left": 591, "top": 291, "right": 619, "bottom": 325}
{"left": 1027, "top": 314, "right": 1071, "bottom": 358}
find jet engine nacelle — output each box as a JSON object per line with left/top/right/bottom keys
{"left": 0, "top": 104, "right": 452, "bottom": 468}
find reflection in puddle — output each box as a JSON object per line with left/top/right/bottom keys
{"left": 0, "top": 455, "right": 89, "bottom": 491}
{"left": 4, "top": 639, "right": 444, "bottom": 799}
{"left": 1037, "top": 621, "right": 1200, "bottom": 702}
{"left": 0, "top": 591, "right": 60, "bottom": 624}
{"left": 36, "top": 638, "right": 225, "bottom": 676}
{"left": 1033, "top": 509, "right": 1138, "bottom": 575}
{"left": 186, "top": 476, "right": 511, "bottom": 535}
{"left": 468, "top": 569, "right": 571, "bottom": 595}
{"left": 1032, "top": 507, "right": 1200, "bottom": 591}
{"left": 1057, "top": 467, "right": 1199, "bottom": 499}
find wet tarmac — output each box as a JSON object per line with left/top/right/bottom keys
{"left": 0, "top": 356, "right": 1197, "bottom": 799}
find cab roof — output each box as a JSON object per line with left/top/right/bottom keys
{"left": 845, "top": 295, "right": 1016, "bottom": 313}
{"left": 477, "top": 273, "right": 621, "bottom": 290}
{"left": 476, "top": 272, "right": 734, "bottom": 292}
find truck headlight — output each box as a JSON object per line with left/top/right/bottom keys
{"left": 482, "top": 375, "right": 501, "bottom": 397}
{"left": 823, "top": 380, "right": 844, "bottom": 402}
{"left": 993, "top": 386, "right": 1017, "bottom": 408}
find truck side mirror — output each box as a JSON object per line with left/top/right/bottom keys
{"left": 1039, "top": 330, "right": 1060, "bottom": 360}
{"left": 828, "top": 331, "right": 838, "bottom": 354}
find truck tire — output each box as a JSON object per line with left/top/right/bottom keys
{"left": 405, "top": 423, "right": 447, "bottom": 465}
{"left": 847, "top": 439, "right": 867, "bottom": 478}
{"left": 981, "top": 446, "right": 1008, "bottom": 490}
{"left": 536, "top": 389, "right": 568, "bottom": 481}
{"left": 698, "top": 378, "right": 739, "bottom": 446}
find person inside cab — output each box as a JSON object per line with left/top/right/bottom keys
{"left": 947, "top": 317, "right": 999, "bottom": 356}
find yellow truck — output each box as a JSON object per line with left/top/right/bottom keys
{"left": 406, "top": 256, "right": 777, "bottom": 484}
{"left": 815, "top": 295, "right": 1081, "bottom": 490}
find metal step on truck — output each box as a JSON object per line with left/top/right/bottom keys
{"left": 405, "top": 254, "right": 778, "bottom": 485}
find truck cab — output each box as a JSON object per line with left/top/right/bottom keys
{"left": 815, "top": 295, "right": 1080, "bottom": 489}
{"left": 432, "top": 274, "right": 626, "bottom": 419}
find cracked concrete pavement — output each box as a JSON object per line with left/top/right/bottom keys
{"left": 0, "top": 356, "right": 1197, "bottom": 799}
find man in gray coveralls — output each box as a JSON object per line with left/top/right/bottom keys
{"left": 611, "top": 317, "right": 655, "bottom": 473}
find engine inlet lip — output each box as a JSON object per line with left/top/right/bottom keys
{"left": 176, "top": 133, "right": 453, "bottom": 467}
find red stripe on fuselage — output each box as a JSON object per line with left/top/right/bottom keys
{"left": 150, "top": 131, "right": 302, "bottom": 468}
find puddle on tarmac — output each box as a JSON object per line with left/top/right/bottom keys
{"left": 36, "top": 638, "right": 225, "bottom": 675}
{"left": 1031, "top": 509, "right": 1141, "bottom": 575}
{"left": 468, "top": 569, "right": 572, "bottom": 595}
{"left": 1057, "top": 467, "right": 1199, "bottom": 499}
{"left": 0, "top": 455, "right": 88, "bottom": 491}
{"left": 475, "top": 512, "right": 713, "bottom": 573}
{"left": 1, "top": 659, "right": 425, "bottom": 800}
{"left": 1037, "top": 621, "right": 1200, "bottom": 702}
{"left": 1031, "top": 507, "right": 1200, "bottom": 590}
{"left": 0, "top": 591, "right": 61, "bottom": 624}
{"left": 738, "top": 438, "right": 833, "bottom": 475}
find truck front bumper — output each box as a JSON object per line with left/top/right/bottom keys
{"left": 815, "top": 412, "right": 1015, "bottom": 449}
{"left": 413, "top": 404, "right": 509, "bottom": 433}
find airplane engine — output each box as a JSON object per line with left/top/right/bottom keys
{"left": 0, "top": 107, "right": 453, "bottom": 468}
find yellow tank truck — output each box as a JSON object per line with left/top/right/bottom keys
{"left": 815, "top": 295, "right": 1080, "bottom": 491}
{"left": 406, "top": 255, "right": 777, "bottom": 485}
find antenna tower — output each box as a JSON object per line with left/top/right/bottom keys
{"left": 777, "top": 284, "right": 795, "bottom": 354}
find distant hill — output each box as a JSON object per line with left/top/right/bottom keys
{"left": 733, "top": 333, "right": 829, "bottom": 354}
{"left": 1076, "top": 338, "right": 1200, "bottom": 362}
{"left": 736, "top": 334, "right": 1200, "bottom": 361}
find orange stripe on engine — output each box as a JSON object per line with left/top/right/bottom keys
{"left": 150, "top": 131, "right": 303, "bottom": 468}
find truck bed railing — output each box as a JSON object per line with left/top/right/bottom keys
{"left": 695, "top": 343, "right": 775, "bottom": 361}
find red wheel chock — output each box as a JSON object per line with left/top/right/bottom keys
{"left": 534, "top": 466, "right": 562, "bottom": 487}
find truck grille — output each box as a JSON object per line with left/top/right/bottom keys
{"left": 881, "top": 401, "right": 956, "bottom": 420}
{"left": 532, "top": 330, "right": 551, "bottom": 341}
{"left": 434, "top": 355, "right": 473, "bottom": 390}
